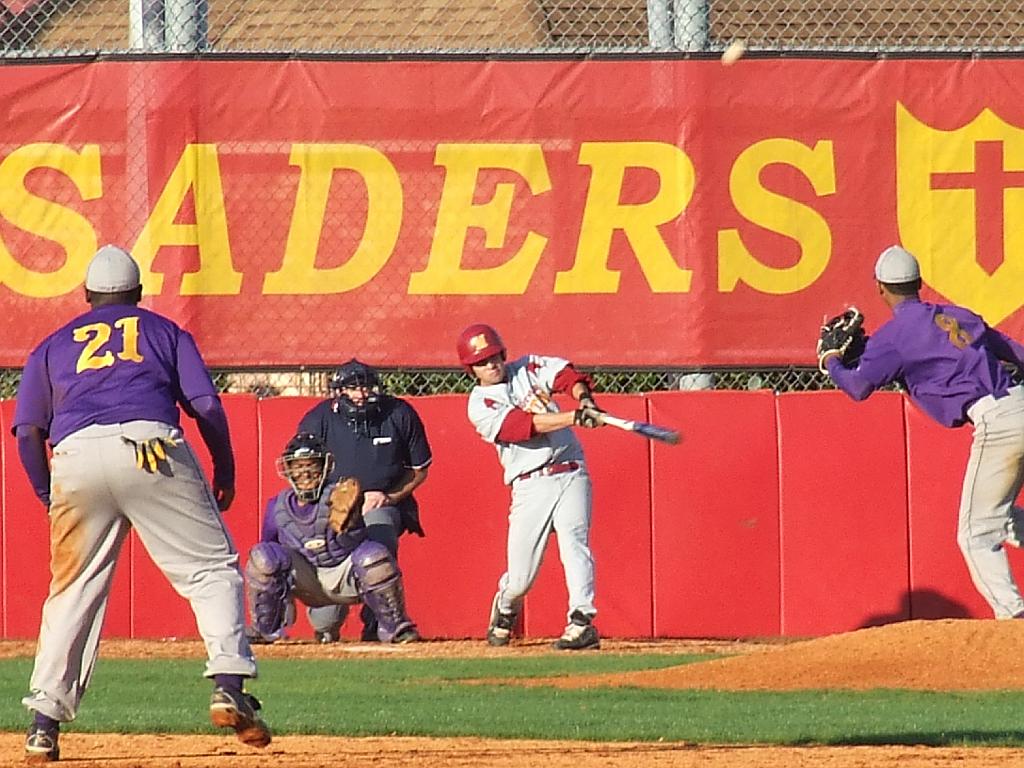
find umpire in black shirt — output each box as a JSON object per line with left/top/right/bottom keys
{"left": 298, "top": 359, "right": 432, "bottom": 641}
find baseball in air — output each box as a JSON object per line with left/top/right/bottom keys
{"left": 721, "top": 40, "right": 746, "bottom": 65}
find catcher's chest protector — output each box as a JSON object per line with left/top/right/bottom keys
{"left": 273, "top": 493, "right": 340, "bottom": 568}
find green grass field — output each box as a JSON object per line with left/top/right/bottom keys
{"left": 2, "top": 654, "right": 1023, "bottom": 746}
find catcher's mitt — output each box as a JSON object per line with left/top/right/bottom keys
{"left": 327, "top": 477, "right": 362, "bottom": 534}
{"left": 817, "top": 307, "right": 868, "bottom": 373}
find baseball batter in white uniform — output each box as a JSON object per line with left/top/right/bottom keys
{"left": 456, "top": 323, "right": 605, "bottom": 650}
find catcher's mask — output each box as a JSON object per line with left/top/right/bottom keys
{"left": 456, "top": 323, "right": 506, "bottom": 372}
{"left": 276, "top": 433, "right": 334, "bottom": 503}
{"left": 330, "top": 358, "right": 383, "bottom": 434}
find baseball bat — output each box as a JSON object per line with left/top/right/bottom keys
{"left": 600, "top": 413, "right": 681, "bottom": 445}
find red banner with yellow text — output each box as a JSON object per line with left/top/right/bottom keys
{"left": 1, "top": 58, "right": 1023, "bottom": 367}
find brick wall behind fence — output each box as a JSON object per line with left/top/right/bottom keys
{"left": 4, "top": 391, "right": 1022, "bottom": 641}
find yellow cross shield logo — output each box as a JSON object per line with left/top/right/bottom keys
{"left": 897, "top": 103, "right": 1024, "bottom": 323}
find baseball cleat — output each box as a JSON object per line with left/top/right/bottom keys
{"left": 393, "top": 626, "right": 422, "bottom": 644}
{"left": 487, "top": 623, "right": 513, "bottom": 646}
{"left": 209, "top": 687, "right": 272, "bottom": 748}
{"left": 487, "top": 593, "right": 517, "bottom": 646}
{"left": 244, "top": 626, "right": 278, "bottom": 645}
{"left": 553, "top": 611, "right": 600, "bottom": 651}
{"left": 24, "top": 725, "right": 60, "bottom": 763}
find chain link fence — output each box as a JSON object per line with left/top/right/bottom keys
{"left": 3, "top": 1, "right": 1024, "bottom": 55}
{"left": 208, "top": 366, "right": 850, "bottom": 397}
{"left": 10, "top": 363, "right": 1023, "bottom": 400}
{"left": 11, "top": 364, "right": 1019, "bottom": 400}
{"left": 0, "top": 366, "right": 852, "bottom": 400}
{"left": 15, "top": 363, "right": 1023, "bottom": 399}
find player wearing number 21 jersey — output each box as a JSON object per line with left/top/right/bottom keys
{"left": 824, "top": 245, "right": 1024, "bottom": 619}
{"left": 13, "top": 245, "right": 269, "bottom": 762}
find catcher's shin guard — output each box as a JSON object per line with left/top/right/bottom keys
{"left": 351, "top": 541, "right": 419, "bottom": 642}
{"left": 245, "top": 542, "right": 295, "bottom": 640}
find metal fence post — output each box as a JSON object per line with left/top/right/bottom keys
{"left": 647, "top": 0, "right": 708, "bottom": 52}
{"left": 674, "top": 0, "right": 708, "bottom": 52}
{"left": 129, "top": 0, "right": 165, "bottom": 51}
{"left": 164, "top": 0, "right": 207, "bottom": 51}
{"left": 647, "top": 0, "right": 674, "bottom": 50}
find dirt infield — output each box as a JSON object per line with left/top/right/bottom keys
{"left": 523, "top": 618, "right": 1024, "bottom": 691}
{"left": 1, "top": 734, "right": 1022, "bottom": 768}
{"left": 4, "top": 619, "right": 1024, "bottom": 767}
{"left": 0, "top": 635, "right": 781, "bottom": 661}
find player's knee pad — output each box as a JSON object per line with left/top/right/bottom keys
{"left": 247, "top": 541, "right": 293, "bottom": 580}
{"left": 351, "top": 540, "right": 399, "bottom": 589}
{"left": 245, "top": 542, "right": 294, "bottom": 639}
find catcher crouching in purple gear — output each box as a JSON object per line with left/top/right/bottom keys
{"left": 245, "top": 433, "right": 420, "bottom": 644}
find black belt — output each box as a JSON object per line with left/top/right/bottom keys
{"left": 516, "top": 461, "right": 580, "bottom": 482}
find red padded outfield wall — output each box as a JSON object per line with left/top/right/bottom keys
{"left": 5, "top": 390, "right": 1024, "bottom": 640}
{"left": 648, "top": 391, "right": 781, "bottom": 638}
{"left": 776, "top": 392, "right": 910, "bottom": 635}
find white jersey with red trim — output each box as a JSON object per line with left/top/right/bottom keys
{"left": 467, "top": 354, "right": 585, "bottom": 485}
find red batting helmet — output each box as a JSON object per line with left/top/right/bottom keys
{"left": 456, "top": 323, "right": 506, "bottom": 369}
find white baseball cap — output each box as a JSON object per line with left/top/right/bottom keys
{"left": 85, "top": 245, "right": 141, "bottom": 292}
{"left": 874, "top": 245, "right": 921, "bottom": 283}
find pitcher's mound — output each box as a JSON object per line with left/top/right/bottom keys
{"left": 535, "top": 619, "right": 1024, "bottom": 692}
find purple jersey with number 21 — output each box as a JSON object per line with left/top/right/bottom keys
{"left": 13, "top": 304, "right": 218, "bottom": 446}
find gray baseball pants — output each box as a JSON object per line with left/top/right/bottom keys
{"left": 495, "top": 466, "right": 596, "bottom": 621}
{"left": 22, "top": 421, "right": 256, "bottom": 722}
{"left": 958, "top": 388, "right": 1024, "bottom": 618}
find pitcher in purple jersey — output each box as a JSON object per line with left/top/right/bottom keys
{"left": 13, "top": 245, "right": 271, "bottom": 762}
{"left": 822, "top": 245, "right": 1024, "bottom": 619}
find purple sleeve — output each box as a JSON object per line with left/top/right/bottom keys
{"left": 175, "top": 330, "right": 219, "bottom": 403}
{"left": 826, "top": 334, "right": 902, "bottom": 401}
{"left": 190, "top": 394, "right": 235, "bottom": 488}
{"left": 260, "top": 497, "right": 279, "bottom": 543}
{"left": 15, "top": 425, "right": 50, "bottom": 506}
{"left": 11, "top": 345, "right": 52, "bottom": 436}
{"left": 983, "top": 328, "right": 1024, "bottom": 371}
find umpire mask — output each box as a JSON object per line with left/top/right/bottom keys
{"left": 330, "top": 358, "right": 383, "bottom": 435}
